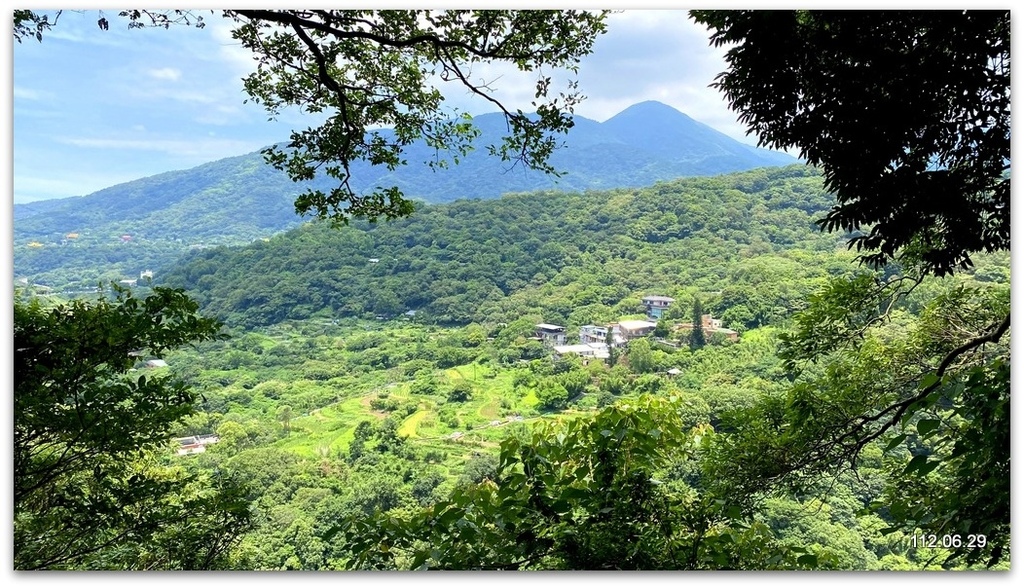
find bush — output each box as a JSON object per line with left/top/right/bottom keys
{"left": 447, "top": 380, "right": 473, "bottom": 403}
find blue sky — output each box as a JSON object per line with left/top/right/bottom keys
{"left": 10, "top": 8, "right": 756, "bottom": 203}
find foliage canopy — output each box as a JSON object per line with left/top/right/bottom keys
{"left": 691, "top": 9, "right": 1011, "bottom": 567}
{"left": 691, "top": 10, "right": 1010, "bottom": 277}
{"left": 13, "top": 287, "right": 250, "bottom": 569}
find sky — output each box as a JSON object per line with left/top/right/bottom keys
{"left": 9, "top": 7, "right": 760, "bottom": 204}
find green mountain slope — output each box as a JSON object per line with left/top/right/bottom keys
{"left": 14, "top": 102, "right": 799, "bottom": 290}
{"left": 161, "top": 165, "right": 848, "bottom": 330}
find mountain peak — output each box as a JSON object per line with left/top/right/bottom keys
{"left": 605, "top": 100, "right": 692, "bottom": 122}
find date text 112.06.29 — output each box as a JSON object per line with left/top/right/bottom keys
{"left": 909, "top": 534, "right": 987, "bottom": 549}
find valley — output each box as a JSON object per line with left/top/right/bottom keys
{"left": 14, "top": 161, "right": 1008, "bottom": 570}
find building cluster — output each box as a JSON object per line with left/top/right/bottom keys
{"left": 533, "top": 294, "right": 739, "bottom": 363}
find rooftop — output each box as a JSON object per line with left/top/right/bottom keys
{"left": 618, "top": 319, "right": 657, "bottom": 330}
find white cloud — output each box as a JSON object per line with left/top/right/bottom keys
{"left": 13, "top": 86, "right": 48, "bottom": 101}
{"left": 56, "top": 135, "right": 266, "bottom": 159}
{"left": 147, "top": 67, "right": 182, "bottom": 81}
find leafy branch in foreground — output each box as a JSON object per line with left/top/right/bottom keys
{"left": 337, "top": 396, "right": 821, "bottom": 570}
{"left": 692, "top": 10, "right": 1009, "bottom": 278}
{"left": 14, "top": 286, "right": 249, "bottom": 569}
{"left": 15, "top": 9, "right": 608, "bottom": 225}
{"left": 705, "top": 278, "right": 1010, "bottom": 567}
{"left": 691, "top": 10, "right": 1011, "bottom": 568}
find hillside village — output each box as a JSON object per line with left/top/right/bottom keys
{"left": 535, "top": 295, "right": 740, "bottom": 364}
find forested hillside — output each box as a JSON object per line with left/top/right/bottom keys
{"left": 147, "top": 234, "right": 1007, "bottom": 571}
{"left": 163, "top": 165, "right": 839, "bottom": 329}
{"left": 13, "top": 101, "right": 797, "bottom": 291}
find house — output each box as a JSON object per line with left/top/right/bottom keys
{"left": 535, "top": 323, "right": 567, "bottom": 346}
{"left": 617, "top": 319, "right": 657, "bottom": 340}
{"left": 701, "top": 314, "right": 723, "bottom": 331}
{"left": 553, "top": 342, "right": 610, "bottom": 364}
{"left": 144, "top": 359, "right": 168, "bottom": 368}
{"left": 677, "top": 314, "right": 739, "bottom": 343}
{"left": 119, "top": 279, "right": 138, "bottom": 287}
{"left": 641, "top": 295, "right": 675, "bottom": 319}
{"left": 579, "top": 324, "right": 609, "bottom": 345}
{"left": 140, "top": 269, "right": 154, "bottom": 280}
{"left": 174, "top": 434, "right": 220, "bottom": 456}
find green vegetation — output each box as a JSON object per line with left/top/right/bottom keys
{"left": 13, "top": 286, "right": 250, "bottom": 569}
{"left": 140, "top": 251, "right": 1004, "bottom": 570}
{"left": 13, "top": 9, "right": 1009, "bottom": 572}
{"left": 163, "top": 164, "right": 846, "bottom": 329}
{"left": 692, "top": 8, "right": 1011, "bottom": 567}
{"left": 14, "top": 161, "right": 1009, "bottom": 570}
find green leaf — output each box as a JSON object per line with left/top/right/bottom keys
{"left": 918, "top": 459, "right": 941, "bottom": 476}
{"left": 796, "top": 553, "right": 818, "bottom": 567}
{"left": 916, "top": 419, "right": 941, "bottom": 437}
{"left": 903, "top": 454, "right": 940, "bottom": 477}
{"left": 918, "top": 372, "right": 940, "bottom": 390}
{"left": 883, "top": 434, "right": 908, "bottom": 452}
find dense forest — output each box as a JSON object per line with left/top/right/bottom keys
{"left": 12, "top": 100, "right": 796, "bottom": 292}
{"left": 162, "top": 165, "right": 846, "bottom": 329}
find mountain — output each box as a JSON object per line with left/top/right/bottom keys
{"left": 338, "top": 101, "right": 798, "bottom": 202}
{"left": 14, "top": 101, "right": 802, "bottom": 289}
{"left": 160, "top": 165, "right": 838, "bottom": 329}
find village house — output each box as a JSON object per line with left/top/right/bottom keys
{"left": 677, "top": 314, "right": 740, "bottom": 343}
{"left": 535, "top": 323, "right": 567, "bottom": 346}
{"left": 174, "top": 434, "right": 220, "bottom": 456}
{"left": 641, "top": 295, "right": 675, "bottom": 319}
{"left": 617, "top": 319, "right": 658, "bottom": 340}
{"left": 579, "top": 324, "right": 626, "bottom": 347}
{"left": 552, "top": 342, "right": 611, "bottom": 364}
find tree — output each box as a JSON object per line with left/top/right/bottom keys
{"left": 690, "top": 10, "right": 1011, "bottom": 567}
{"left": 447, "top": 379, "right": 473, "bottom": 403}
{"left": 604, "top": 326, "right": 620, "bottom": 367}
{"left": 689, "top": 297, "right": 706, "bottom": 350}
{"left": 627, "top": 338, "right": 655, "bottom": 374}
{"left": 535, "top": 379, "right": 570, "bottom": 411}
{"left": 339, "top": 397, "right": 817, "bottom": 570}
{"left": 276, "top": 405, "right": 294, "bottom": 434}
{"left": 14, "top": 286, "right": 250, "bottom": 569}
{"left": 691, "top": 10, "right": 1009, "bottom": 278}
{"left": 653, "top": 317, "right": 670, "bottom": 338}
{"left": 15, "top": 9, "right": 609, "bottom": 225}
